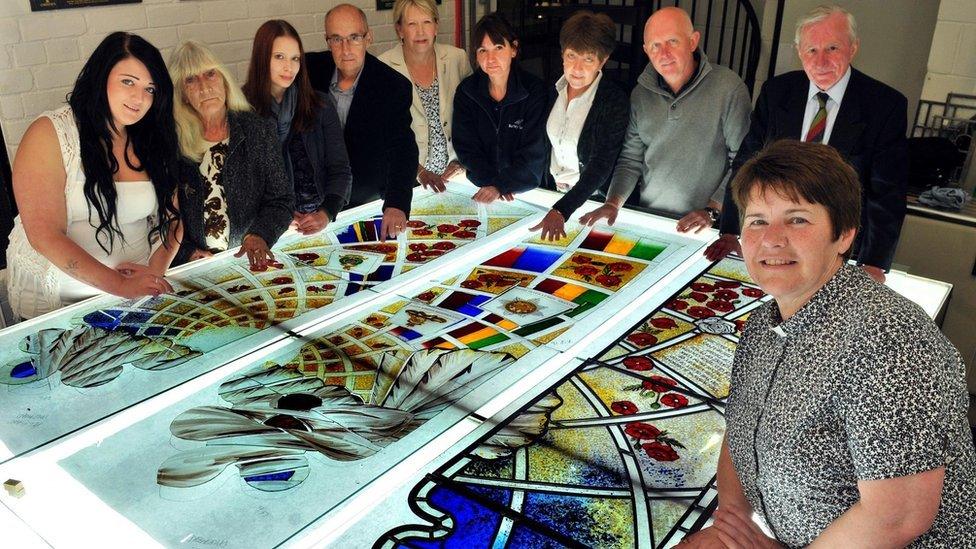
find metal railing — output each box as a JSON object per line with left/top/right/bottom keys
{"left": 495, "top": 0, "right": 764, "bottom": 95}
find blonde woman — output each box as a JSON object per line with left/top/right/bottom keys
{"left": 169, "top": 41, "right": 293, "bottom": 269}
{"left": 379, "top": 0, "right": 472, "bottom": 192}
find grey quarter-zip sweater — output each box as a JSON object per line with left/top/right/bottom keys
{"left": 607, "top": 50, "right": 751, "bottom": 217}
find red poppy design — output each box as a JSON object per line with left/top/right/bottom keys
{"left": 622, "top": 356, "right": 653, "bottom": 371}
{"left": 626, "top": 332, "right": 659, "bottom": 347}
{"left": 707, "top": 299, "right": 734, "bottom": 313}
{"left": 661, "top": 393, "right": 689, "bottom": 409}
{"left": 413, "top": 229, "right": 434, "bottom": 236}
{"left": 571, "top": 255, "right": 591, "bottom": 264}
{"left": 424, "top": 249, "right": 445, "bottom": 257}
{"left": 715, "top": 280, "right": 741, "bottom": 289}
{"left": 574, "top": 265, "right": 599, "bottom": 276}
{"left": 714, "top": 289, "right": 739, "bottom": 301}
{"left": 454, "top": 230, "right": 476, "bottom": 239}
{"left": 292, "top": 252, "right": 319, "bottom": 262}
{"left": 409, "top": 243, "right": 428, "bottom": 251}
{"left": 734, "top": 319, "right": 746, "bottom": 332}
{"left": 406, "top": 220, "right": 427, "bottom": 228}
{"left": 689, "top": 291, "right": 709, "bottom": 303}
{"left": 461, "top": 280, "right": 483, "bottom": 289}
{"left": 607, "top": 262, "right": 634, "bottom": 272}
{"left": 691, "top": 282, "right": 714, "bottom": 292}
{"left": 322, "top": 284, "right": 336, "bottom": 291}
{"left": 687, "top": 306, "right": 715, "bottom": 318}
{"left": 611, "top": 401, "right": 638, "bottom": 415}
{"left": 433, "top": 241, "right": 456, "bottom": 251}
{"left": 271, "top": 276, "right": 292, "bottom": 285}
{"left": 477, "top": 273, "right": 499, "bottom": 283}
{"left": 624, "top": 422, "right": 661, "bottom": 439}
{"left": 595, "top": 274, "right": 622, "bottom": 287}
{"left": 459, "top": 219, "right": 481, "bottom": 227}
{"left": 667, "top": 299, "right": 688, "bottom": 311}
{"left": 417, "top": 291, "right": 436, "bottom": 301}
{"left": 643, "top": 441, "right": 679, "bottom": 462}
{"left": 643, "top": 375, "right": 677, "bottom": 393}
{"left": 278, "top": 287, "right": 294, "bottom": 295}
{"left": 650, "top": 317, "right": 678, "bottom": 330}
{"left": 249, "top": 264, "right": 268, "bottom": 272}
{"left": 742, "top": 287, "right": 765, "bottom": 298}
{"left": 406, "top": 253, "right": 425, "bottom": 262}
{"left": 436, "top": 224, "right": 459, "bottom": 234}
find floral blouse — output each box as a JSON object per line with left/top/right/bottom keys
{"left": 199, "top": 139, "right": 230, "bottom": 252}
{"left": 726, "top": 264, "right": 976, "bottom": 548}
{"left": 416, "top": 78, "right": 448, "bottom": 175}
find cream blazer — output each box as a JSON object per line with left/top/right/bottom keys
{"left": 379, "top": 43, "right": 473, "bottom": 168}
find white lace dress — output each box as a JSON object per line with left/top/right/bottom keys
{"left": 5, "top": 105, "right": 159, "bottom": 319}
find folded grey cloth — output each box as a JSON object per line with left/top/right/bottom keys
{"left": 917, "top": 186, "right": 971, "bottom": 210}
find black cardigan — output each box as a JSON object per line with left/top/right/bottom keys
{"left": 175, "top": 111, "right": 295, "bottom": 265}
{"left": 305, "top": 51, "right": 418, "bottom": 216}
{"left": 452, "top": 65, "right": 551, "bottom": 195}
{"left": 546, "top": 76, "right": 630, "bottom": 220}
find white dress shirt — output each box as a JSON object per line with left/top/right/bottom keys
{"left": 547, "top": 72, "right": 602, "bottom": 191}
{"left": 801, "top": 67, "right": 852, "bottom": 145}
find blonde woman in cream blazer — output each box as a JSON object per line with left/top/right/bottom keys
{"left": 379, "top": 0, "right": 472, "bottom": 192}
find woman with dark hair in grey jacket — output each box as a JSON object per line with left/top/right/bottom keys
{"left": 243, "top": 20, "right": 352, "bottom": 236}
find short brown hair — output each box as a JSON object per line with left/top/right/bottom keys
{"left": 732, "top": 140, "right": 861, "bottom": 244}
{"left": 560, "top": 10, "right": 616, "bottom": 60}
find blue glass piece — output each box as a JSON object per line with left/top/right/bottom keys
{"left": 521, "top": 492, "right": 617, "bottom": 547}
{"left": 164, "top": 328, "right": 182, "bottom": 337}
{"left": 243, "top": 470, "right": 295, "bottom": 483}
{"left": 335, "top": 224, "right": 359, "bottom": 244}
{"left": 83, "top": 309, "right": 123, "bottom": 330}
{"left": 509, "top": 525, "right": 567, "bottom": 548}
{"left": 468, "top": 295, "right": 492, "bottom": 306}
{"left": 372, "top": 264, "right": 394, "bottom": 281}
{"left": 457, "top": 304, "right": 484, "bottom": 317}
{"left": 118, "top": 325, "right": 139, "bottom": 335}
{"left": 397, "top": 328, "right": 422, "bottom": 341}
{"left": 512, "top": 247, "right": 564, "bottom": 273}
{"left": 10, "top": 361, "right": 37, "bottom": 379}
{"left": 404, "top": 484, "right": 506, "bottom": 549}
{"left": 122, "top": 311, "right": 153, "bottom": 324}
{"left": 142, "top": 326, "right": 164, "bottom": 337}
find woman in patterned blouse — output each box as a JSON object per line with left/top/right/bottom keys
{"left": 379, "top": 0, "right": 472, "bottom": 194}
{"left": 243, "top": 20, "right": 352, "bottom": 235}
{"left": 169, "top": 41, "right": 294, "bottom": 269}
{"left": 683, "top": 140, "right": 976, "bottom": 548}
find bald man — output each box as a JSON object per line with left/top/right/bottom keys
{"left": 305, "top": 4, "right": 418, "bottom": 239}
{"left": 580, "top": 7, "right": 750, "bottom": 230}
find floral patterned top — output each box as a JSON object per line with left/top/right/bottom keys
{"left": 416, "top": 78, "right": 448, "bottom": 175}
{"left": 726, "top": 264, "right": 976, "bottom": 548}
{"left": 199, "top": 139, "right": 230, "bottom": 253}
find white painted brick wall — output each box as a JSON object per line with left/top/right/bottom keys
{"left": 0, "top": 0, "right": 457, "bottom": 161}
{"left": 922, "top": 0, "right": 976, "bottom": 101}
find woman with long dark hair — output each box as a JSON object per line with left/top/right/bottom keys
{"left": 243, "top": 20, "right": 351, "bottom": 235}
{"left": 6, "top": 32, "right": 180, "bottom": 319}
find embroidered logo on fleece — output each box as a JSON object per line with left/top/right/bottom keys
{"left": 507, "top": 119, "right": 524, "bottom": 130}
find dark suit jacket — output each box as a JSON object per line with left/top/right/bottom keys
{"left": 546, "top": 76, "right": 630, "bottom": 220}
{"left": 305, "top": 51, "right": 417, "bottom": 216}
{"left": 719, "top": 69, "right": 908, "bottom": 270}
{"left": 175, "top": 110, "right": 294, "bottom": 266}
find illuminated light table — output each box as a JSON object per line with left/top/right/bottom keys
{"left": 0, "top": 186, "right": 952, "bottom": 548}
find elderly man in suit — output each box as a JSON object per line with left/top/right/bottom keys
{"left": 305, "top": 3, "right": 418, "bottom": 240}
{"left": 707, "top": 5, "right": 908, "bottom": 283}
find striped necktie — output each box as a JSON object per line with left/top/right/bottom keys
{"left": 805, "top": 92, "right": 830, "bottom": 143}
